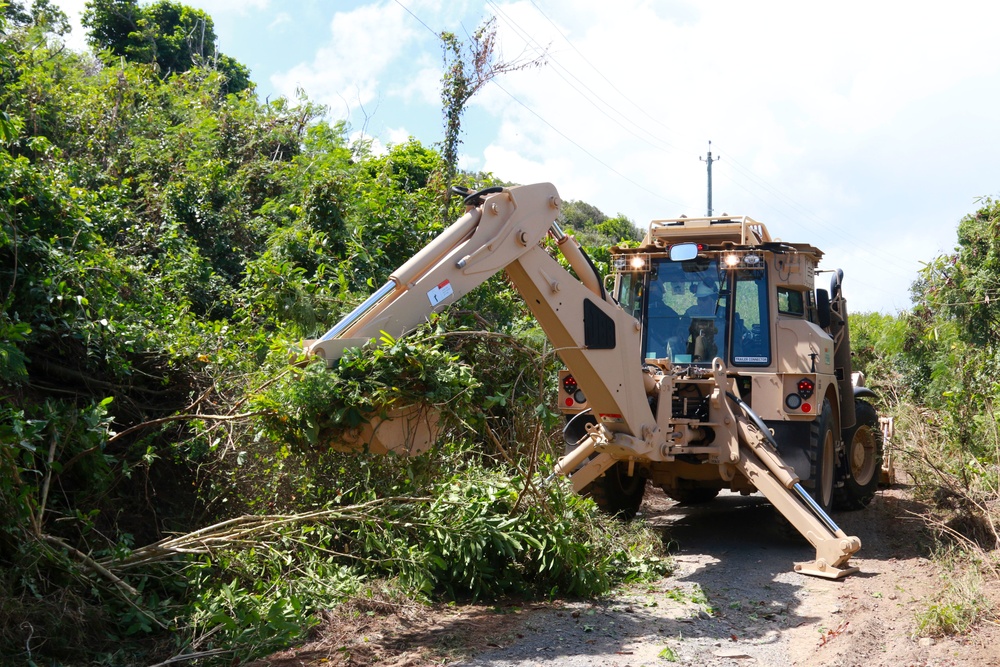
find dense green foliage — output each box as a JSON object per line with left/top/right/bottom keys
{"left": 83, "top": 0, "right": 250, "bottom": 93}
{"left": 854, "top": 198, "right": 1000, "bottom": 451}
{"left": 0, "top": 8, "right": 664, "bottom": 664}
{"left": 560, "top": 198, "right": 642, "bottom": 247}
{"left": 5, "top": 0, "right": 994, "bottom": 659}
{"left": 851, "top": 199, "right": 1000, "bottom": 590}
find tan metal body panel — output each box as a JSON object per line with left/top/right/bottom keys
{"left": 335, "top": 404, "right": 440, "bottom": 456}
{"left": 505, "top": 246, "right": 654, "bottom": 437}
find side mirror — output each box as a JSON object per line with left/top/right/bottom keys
{"left": 669, "top": 243, "right": 699, "bottom": 262}
{"left": 830, "top": 269, "right": 844, "bottom": 300}
{"left": 816, "top": 288, "right": 831, "bottom": 329}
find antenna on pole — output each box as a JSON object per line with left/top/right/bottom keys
{"left": 700, "top": 141, "right": 720, "bottom": 216}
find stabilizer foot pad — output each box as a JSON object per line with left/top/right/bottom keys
{"left": 794, "top": 560, "right": 859, "bottom": 580}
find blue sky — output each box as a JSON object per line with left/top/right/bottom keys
{"left": 54, "top": 0, "right": 1000, "bottom": 314}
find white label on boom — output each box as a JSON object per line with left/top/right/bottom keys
{"left": 427, "top": 280, "right": 454, "bottom": 306}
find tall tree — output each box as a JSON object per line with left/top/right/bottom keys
{"left": 916, "top": 198, "right": 1000, "bottom": 347}
{"left": 82, "top": 0, "right": 250, "bottom": 93}
{"left": 438, "top": 17, "right": 544, "bottom": 205}
{"left": 3, "top": 0, "right": 70, "bottom": 34}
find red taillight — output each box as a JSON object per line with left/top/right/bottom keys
{"left": 563, "top": 375, "right": 578, "bottom": 395}
{"left": 797, "top": 378, "right": 815, "bottom": 399}
{"left": 801, "top": 402, "right": 812, "bottom": 413}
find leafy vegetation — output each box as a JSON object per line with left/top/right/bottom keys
{"left": 0, "top": 6, "right": 662, "bottom": 664}
{"left": 82, "top": 0, "right": 250, "bottom": 93}
{"left": 914, "top": 547, "right": 991, "bottom": 637}
{"left": 4, "top": 0, "right": 999, "bottom": 659}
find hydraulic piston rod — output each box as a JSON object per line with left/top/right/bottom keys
{"left": 317, "top": 281, "right": 396, "bottom": 343}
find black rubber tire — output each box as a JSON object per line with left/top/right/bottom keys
{"left": 664, "top": 486, "right": 720, "bottom": 505}
{"left": 802, "top": 398, "right": 836, "bottom": 513}
{"left": 582, "top": 462, "right": 647, "bottom": 520}
{"left": 833, "top": 399, "right": 884, "bottom": 510}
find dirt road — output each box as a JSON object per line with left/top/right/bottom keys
{"left": 455, "top": 488, "right": 998, "bottom": 667}
{"left": 255, "top": 486, "right": 999, "bottom": 666}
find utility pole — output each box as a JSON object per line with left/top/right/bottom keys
{"left": 700, "top": 141, "right": 720, "bottom": 217}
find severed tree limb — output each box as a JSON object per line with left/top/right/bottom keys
{"left": 107, "top": 410, "right": 267, "bottom": 445}
{"left": 40, "top": 534, "right": 141, "bottom": 597}
{"left": 98, "top": 497, "right": 434, "bottom": 570}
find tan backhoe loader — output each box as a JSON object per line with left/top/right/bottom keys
{"left": 305, "top": 183, "right": 884, "bottom": 579}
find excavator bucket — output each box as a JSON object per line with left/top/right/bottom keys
{"left": 331, "top": 404, "right": 441, "bottom": 457}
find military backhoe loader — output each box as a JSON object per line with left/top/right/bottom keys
{"left": 305, "top": 183, "right": 884, "bottom": 579}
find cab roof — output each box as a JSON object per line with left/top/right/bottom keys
{"left": 613, "top": 215, "right": 823, "bottom": 260}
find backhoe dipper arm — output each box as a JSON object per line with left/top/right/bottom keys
{"left": 307, "top": 183, "right": 655, "bottom": 443}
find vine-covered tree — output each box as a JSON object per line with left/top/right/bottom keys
{"left": 438, "top": 17, "right": 544, "bottom": 203}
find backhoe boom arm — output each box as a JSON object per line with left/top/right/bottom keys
{"left": 307, "top": 184, "right": 655, "bottom": 439}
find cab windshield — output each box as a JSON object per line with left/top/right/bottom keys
{"left": 642, "top": 257, "right": 726, "bottom": 364}
{"left": 627, "top": 255, "right": 772, "bottom": 366}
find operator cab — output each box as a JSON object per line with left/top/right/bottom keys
{"left": 615, "top": 242, "right": 772, "bottom": 368}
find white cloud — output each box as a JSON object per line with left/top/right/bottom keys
{"left": 351, "top": 131, "right": 388, "bottom": 157}
{"left": 453, "top": 0, "right": 1000, "bottom": 312}
{"left": 394, "top": 62, "right": 441, "bottom": 106}
{"left": 195, "top": 0, "right": 270, "bottom": 14}
{"left": 271, "top": 2, "right": 421, "bottom": 120}
{"left": 267, "top": 12, "right": 292, "bottom": 31}
{"left": 386, "top": 126, "right": 413, "bottom": 145}
{"left": 48, "top": 0, "right": 1000, "bottom": 312}
{"left": 457, "top": 152, "right": 481, "bottom": 171}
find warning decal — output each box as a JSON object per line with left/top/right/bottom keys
{"left": 427, "top": 280, "right": 454, "bottom": 306}
{"left": 599, "top": 413, "right": 625, "bottom": 424}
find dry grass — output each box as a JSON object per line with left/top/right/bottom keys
{"left": 891, "top": 403, "right": 1000, "bottom": 636}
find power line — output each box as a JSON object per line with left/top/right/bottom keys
{"left": 712, "top": 147, "right": 920, "bottom": 276}
{"left": 517, "top": 3, "right": 886, "bottom": 244}
{"left": 489, "top": 79, "right": 690, "bottom": 209}
{"left": 486, "top": 0, "right": 680, "bottom": 156}
{"left": 392, "top": 0, "right": 439, "bottom": 38}
{"left": 395, "top": 0, "right": 913, "bottom": 277}
{"left": 393, "top": 0, "right": 696, "bottom": 210}
{"left": 526, "top": 0, "right": 684, "bottom": 144}
{"left": 516, "top": 4, "right": 932, "bottom": 280}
